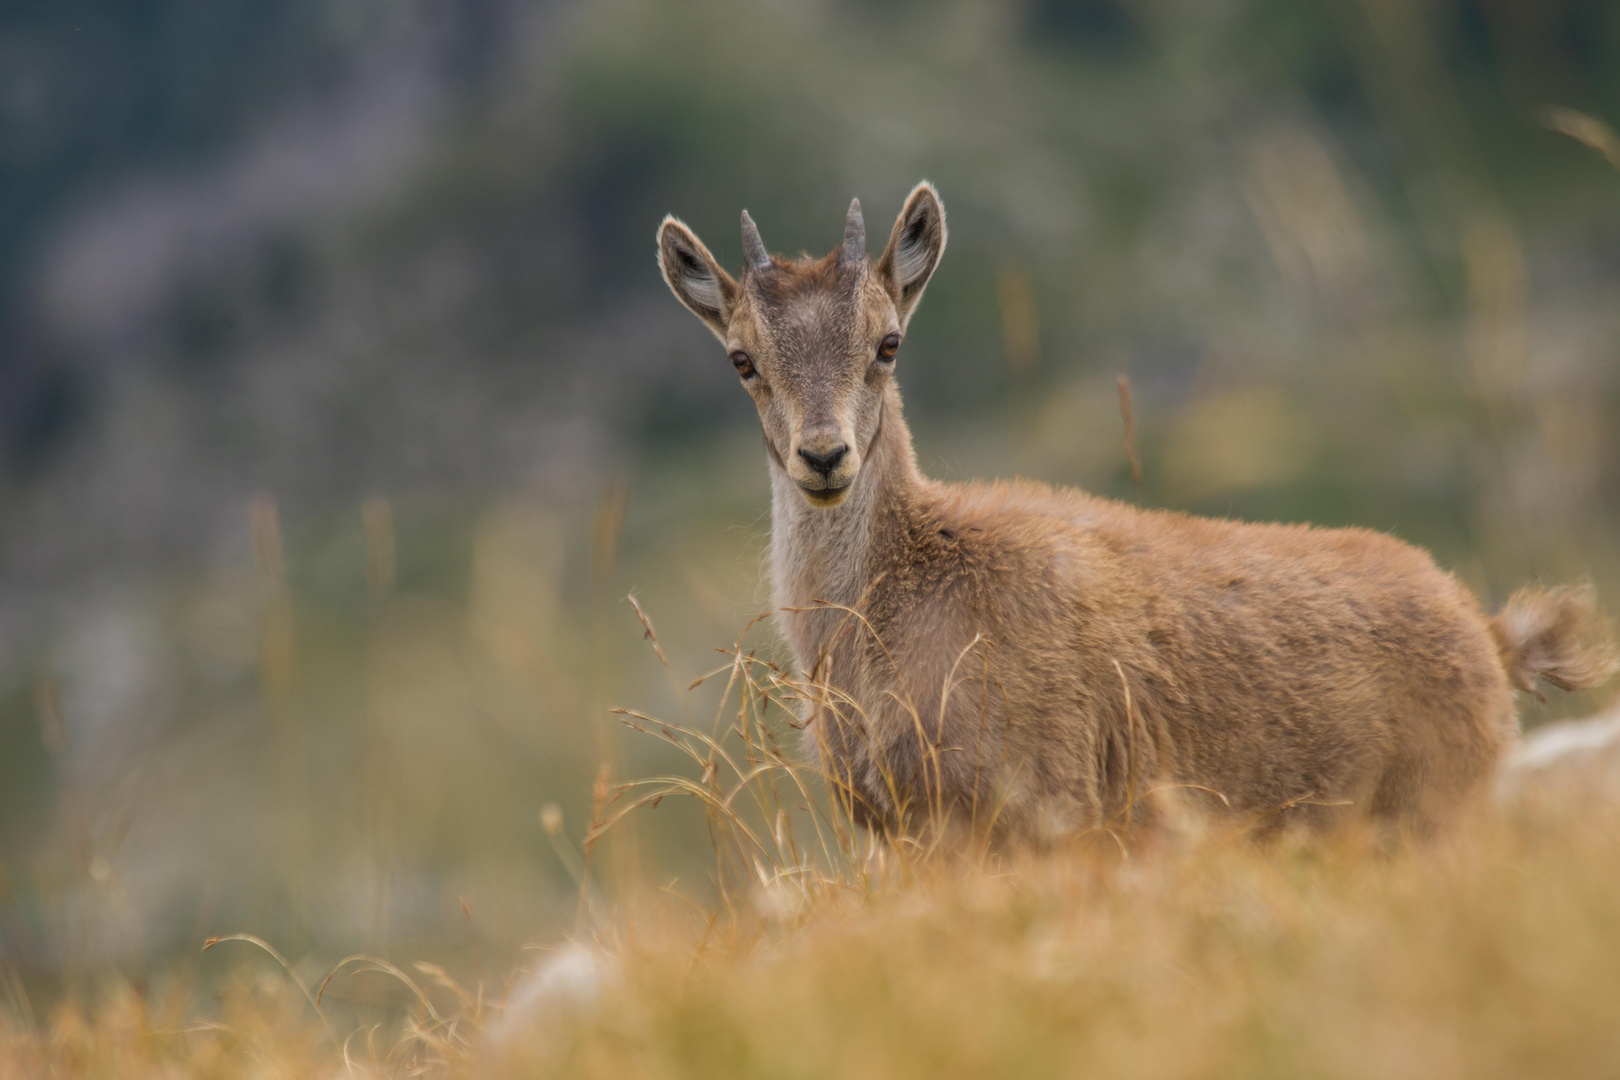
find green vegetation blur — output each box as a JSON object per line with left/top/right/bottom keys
{"left": 1, "top": 0, "right": 1618, "bottom": 995}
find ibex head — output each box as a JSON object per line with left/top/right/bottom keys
{"left": 658, "top": 183, "right": 946, "bottom": 507}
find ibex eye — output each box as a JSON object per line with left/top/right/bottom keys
{"left": 877, "top": 333, "right": 901, "bottom": 361}
{"left": 730, "top": 350, "right": 757, "bottom": 379}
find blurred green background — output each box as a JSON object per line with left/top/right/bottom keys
{"left": 2, "top": 0, "right": 1618, "bottom": 997}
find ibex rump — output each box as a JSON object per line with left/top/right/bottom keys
{"left": 657, "top": 182, "right": 1618, "bottom": 842}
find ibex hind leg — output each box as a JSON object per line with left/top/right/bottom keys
{"left": 1368, "top": 725, "right": 1509, "bottom": 842}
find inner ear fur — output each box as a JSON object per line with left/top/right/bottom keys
{"left": 658, "top": 217, "right": 739, "bottom": 341}
{"left": 877, "top": 182, "right": 947, "bottom": 325}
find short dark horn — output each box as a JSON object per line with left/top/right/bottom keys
{"left": 740, "top": 210, "right": 770, "bottom": 274}
{"left": 840, "top": 198, "right": 866, "bottom": 266}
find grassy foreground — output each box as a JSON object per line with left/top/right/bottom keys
{"left": 7, "top": 793, "right": 1620, "bottom": 1080}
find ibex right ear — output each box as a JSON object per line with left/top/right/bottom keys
{"left": 877, "top": 182, "right": 947, "bottom": 328}
{"left": 658, "top": 217, "right": 739, "bottom": 342}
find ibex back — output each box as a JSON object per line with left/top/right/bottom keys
{"left": 657, "top": 182, "right": 1618, "bottom": 842}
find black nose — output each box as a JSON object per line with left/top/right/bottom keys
{"left": 798, "top": 444, "right": 848, "bottom": 477}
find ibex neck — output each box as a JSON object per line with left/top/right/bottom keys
{"left": 768, "top": 387, "right": 920, "bottom": 669}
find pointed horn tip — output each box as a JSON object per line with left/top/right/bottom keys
{"left": 740, "top": 209, "right": 770, "bottom": 271}
{"left": 841, "top": 197, "right": 867, "bottom": 262}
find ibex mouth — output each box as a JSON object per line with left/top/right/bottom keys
{"left": 799, "top": 483, "right": 851, "bottom": 507}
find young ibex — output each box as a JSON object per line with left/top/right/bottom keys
{"left": 657, "top": 182, "right": 1618, "bottom": 841}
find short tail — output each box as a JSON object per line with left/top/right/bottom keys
{"left": 1489, "top": 585, "right": 1619, "bottom": 698}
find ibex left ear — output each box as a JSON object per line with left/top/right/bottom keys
{"left": 877, "top": 182, "right": 947, "bottom": 327}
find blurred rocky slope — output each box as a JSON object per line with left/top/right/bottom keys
{"left": 4, "top": 1, "right": 1618, "bottom": 601}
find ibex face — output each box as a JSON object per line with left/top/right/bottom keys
{"left": 658, "top": 183, "right": 946, "bottom": 507}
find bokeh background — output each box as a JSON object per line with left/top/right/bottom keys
{"left": 2, "top": 0, "right": 1619, "bottom": 999}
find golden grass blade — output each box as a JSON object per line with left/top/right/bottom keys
{"left": 626, "top": 592, "right": 670, "bottom": 669}
{"left": 1542, "top": 106, "right": 1620, "bottom": 174}
{"left": 201, "top": 933, "right": 342, "bottom": 1055}
{"left": 315, "top": 955, "right": 463, "bottom": 1049}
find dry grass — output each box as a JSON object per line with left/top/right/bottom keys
{"left": 512, "top": 819, "right": 1620, "bottom": 1080}
{"left": 8, "top": 613, "right": 1620, "bottom": 1080}
{"left": 11, "top": 802, "right": 1620, "bottom": 1079}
